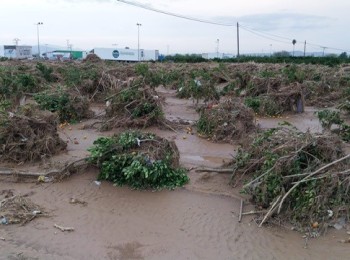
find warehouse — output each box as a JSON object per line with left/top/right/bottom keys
{"left": 44, "top": 50, "right": 88, "bottom": 60}
{"left": 4, "top": 45, "right": 32, "bottom": 59}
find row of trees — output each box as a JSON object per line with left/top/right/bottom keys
{"left": 161, "top": 53, "right": 349, "bottom": 66}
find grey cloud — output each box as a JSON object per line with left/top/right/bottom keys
{"left": 214, "top": 13, "right": 334, "bottom": 31}
{"left": 48, "top": 0, "right": 112, "bottom": 3}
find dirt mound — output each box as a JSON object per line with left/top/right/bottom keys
{"left": 197, "top": 99, "right": 256, "bottom": 143}
{"left": 0, "top": 110, "right": 67, "bottom": 163}
{"left": 230, "top": 125, "right": 349, "bottom": 230}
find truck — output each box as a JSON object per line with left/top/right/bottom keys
{"left": 91, "top": 48, "right": 159, "bottom": 62}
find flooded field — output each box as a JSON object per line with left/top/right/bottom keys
{"left": 1, "top": 85, "right": 349, "bottom": 260}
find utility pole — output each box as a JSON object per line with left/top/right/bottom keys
{"left": 136, "top": 23, "right": 142, "bottom": 61}
{"left": 304, "top": 41, "right": 306, "bottom": 57}
{"left": 216, "top": 39, "right": 219, "bottom": 58}
{"left": 36, "top": 22, "right": 43, "bottom": 58}
{"left": 13, "top": 38, "right": 20, "bottom": 46}
{"left": 237, "top": 22, "right": 240, "bottom": 58}
{"left": 322, "top": 47, "right": 326, "bottom": 57}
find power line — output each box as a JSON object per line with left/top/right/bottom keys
{"left": 239, "top": 23, "right": 350, "bottom": 53}
{"left": 116, "top": 0, "right": 349, "bottom": 54}
{"left": 239, "top": 23, "right": 292, "bottom": 41}
{"left": 116, "top": 0, "right": 235, "bottom": 26}
{"left": 239, "top": 25, "right": 291, "bottom": 45}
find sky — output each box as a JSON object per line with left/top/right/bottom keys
{"left": 0, "top": 0, "right": 349, "bottom": 55}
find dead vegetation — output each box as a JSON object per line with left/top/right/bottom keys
{"left": 0, "top": 190, "right": 46, "bottom": 225}
{"left": 196, "top": 99, "right": 257, "bottom": 142}
{"left": 230, "top": 125, "right": 350, "bottom": 230}
{"left": 0, "top": 109, "right": 67, "bottom": 163}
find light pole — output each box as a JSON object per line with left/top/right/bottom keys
{"left": 216, "top": 39, "right": 219, "bottom": 58}
{"left": 270, "top": 44, "right": 272, "bottom": 57}
{"left": 136, "top": 23, "right": 142, "bottom": 61}
{"left": 36, "top": 22, "right": 43, "bottom": 58}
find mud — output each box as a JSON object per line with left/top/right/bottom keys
{"left": 1, "top": 171, "right": 349, "bottom": 260}
{"left": 257, "top": 107, "right": 323, "bottom": 133}
{"left": 0, "top": 88, "right": 349, "bottom": 259}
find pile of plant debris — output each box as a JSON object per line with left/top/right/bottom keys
{"left": 84, "top": 53, "right": 102, "bottom": 63}
{"left": 34, "top": 87, "right": 93, "bottom": 123}
{"left": 0, "top": 190, "right": 45, "bottom": 225}
{"left": 242, "top": 79, "right": 305, "bottom": 116}
{"left": 87, "top": 131, "right": 189, "bottom": 190}
{"left": 0, "top": 109, "right": 67, "bottom": 163}
{"left": 230, "top": 125, "right": 349, "bottom": 230}
{"left": 100, "top": 80, "right": 164, "bottom": 130}
{"left": 197, "top": 99, "right": 256, "bottom": 143}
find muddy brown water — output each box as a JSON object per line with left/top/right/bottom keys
{"left": 0, "top": 88, "right": 349, "bottom": 259}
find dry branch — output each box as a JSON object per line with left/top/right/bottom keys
{"left": 259, "top": 195, "right": 281, "bottom": 228}
{"left": 54, "top": 224, "right": 74, "bottom": 232}
{"left": 195, "top": 167, "right": 233, "bottom": 173}
{"left": 277, "top": 153, "right": 350, "bottom": 214}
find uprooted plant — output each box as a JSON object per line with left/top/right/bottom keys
{"left": 197, "top": 99, "right": 256, "bottom": 143}
{"left": 0, "top": 108, "right": 67, "bottom": 163}
{"left": 34, "top": 87, "right": 93, "bottom": 123}
{"left": 100, "top": 79, "right": 164, "bottom": 130}
{"left": 230, "top": 124, "right": 349, "bottom": 231}
{"left": 87, "top": 131, "right": 189, "bottom": 190}
{"left": 316, "top": 109, "right": 350, "bottom": 142}
{"left": 0, "top": 190, "right": 46, "bottom": 225}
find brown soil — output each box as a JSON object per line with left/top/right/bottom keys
{"left": 0, "top": 88, "right": 349, "bottom": 259}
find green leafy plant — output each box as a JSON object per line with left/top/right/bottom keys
{"left": 34, "top": 88, "right": 90, "bottom": 122}
{"left": 196, "top": 112, "right": 216, "bottom": 136}
{"left": 36, "top": 62, "right": 54, "bottom": 82}
{"left": 88, "top": 131, "right": 189, "bottom": 190}
{"left": 244, "top": 97, "right": 261, "bottom": 113}
{"left": 135, "top": 63, "right": 149, "bottom": 77}
{"left": 282, "top": 64, "right": 305, "bottom": 83}
{"left": 316, "top": 109, "right": 343, "bottom": 130}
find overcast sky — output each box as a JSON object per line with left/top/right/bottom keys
{"left": 0, "top": 0, "right": 349, "bottom": 55}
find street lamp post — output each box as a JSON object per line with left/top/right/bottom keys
{"left": 216, "top": 39, "right": 219, "bottom": 58}
{"left": 36, "top": 22, "right": 43, "bottom": 58}
{"left": 136, "top": 23, "right": 142, "bottom": 61}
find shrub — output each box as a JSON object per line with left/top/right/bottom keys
{"left": 36, "top": 62, "right": 54, "bottom": 82}
{"left": 34, "top": 88, "right": 91, "bottom": 123}
{"left": 316, "top": 109, "right": 343, "bottom": 130}
{"left": 88, "top": 131, "right": 189, "bottom": 190}
{"left": 244, "top": 97, "right": 261, "bottom": 113}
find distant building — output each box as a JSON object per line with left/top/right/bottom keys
{"left": 4, "top": 45, "right": 32, "bottom": 59}
{"left": 202, "top": 52, "right": 235, "bottom": 60}
{"left": 43, "top": 50, "right": 88, "bottom": 60}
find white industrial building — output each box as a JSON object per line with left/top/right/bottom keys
{"left": 4, "top": 45, "right": 32, "bottom": 59}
